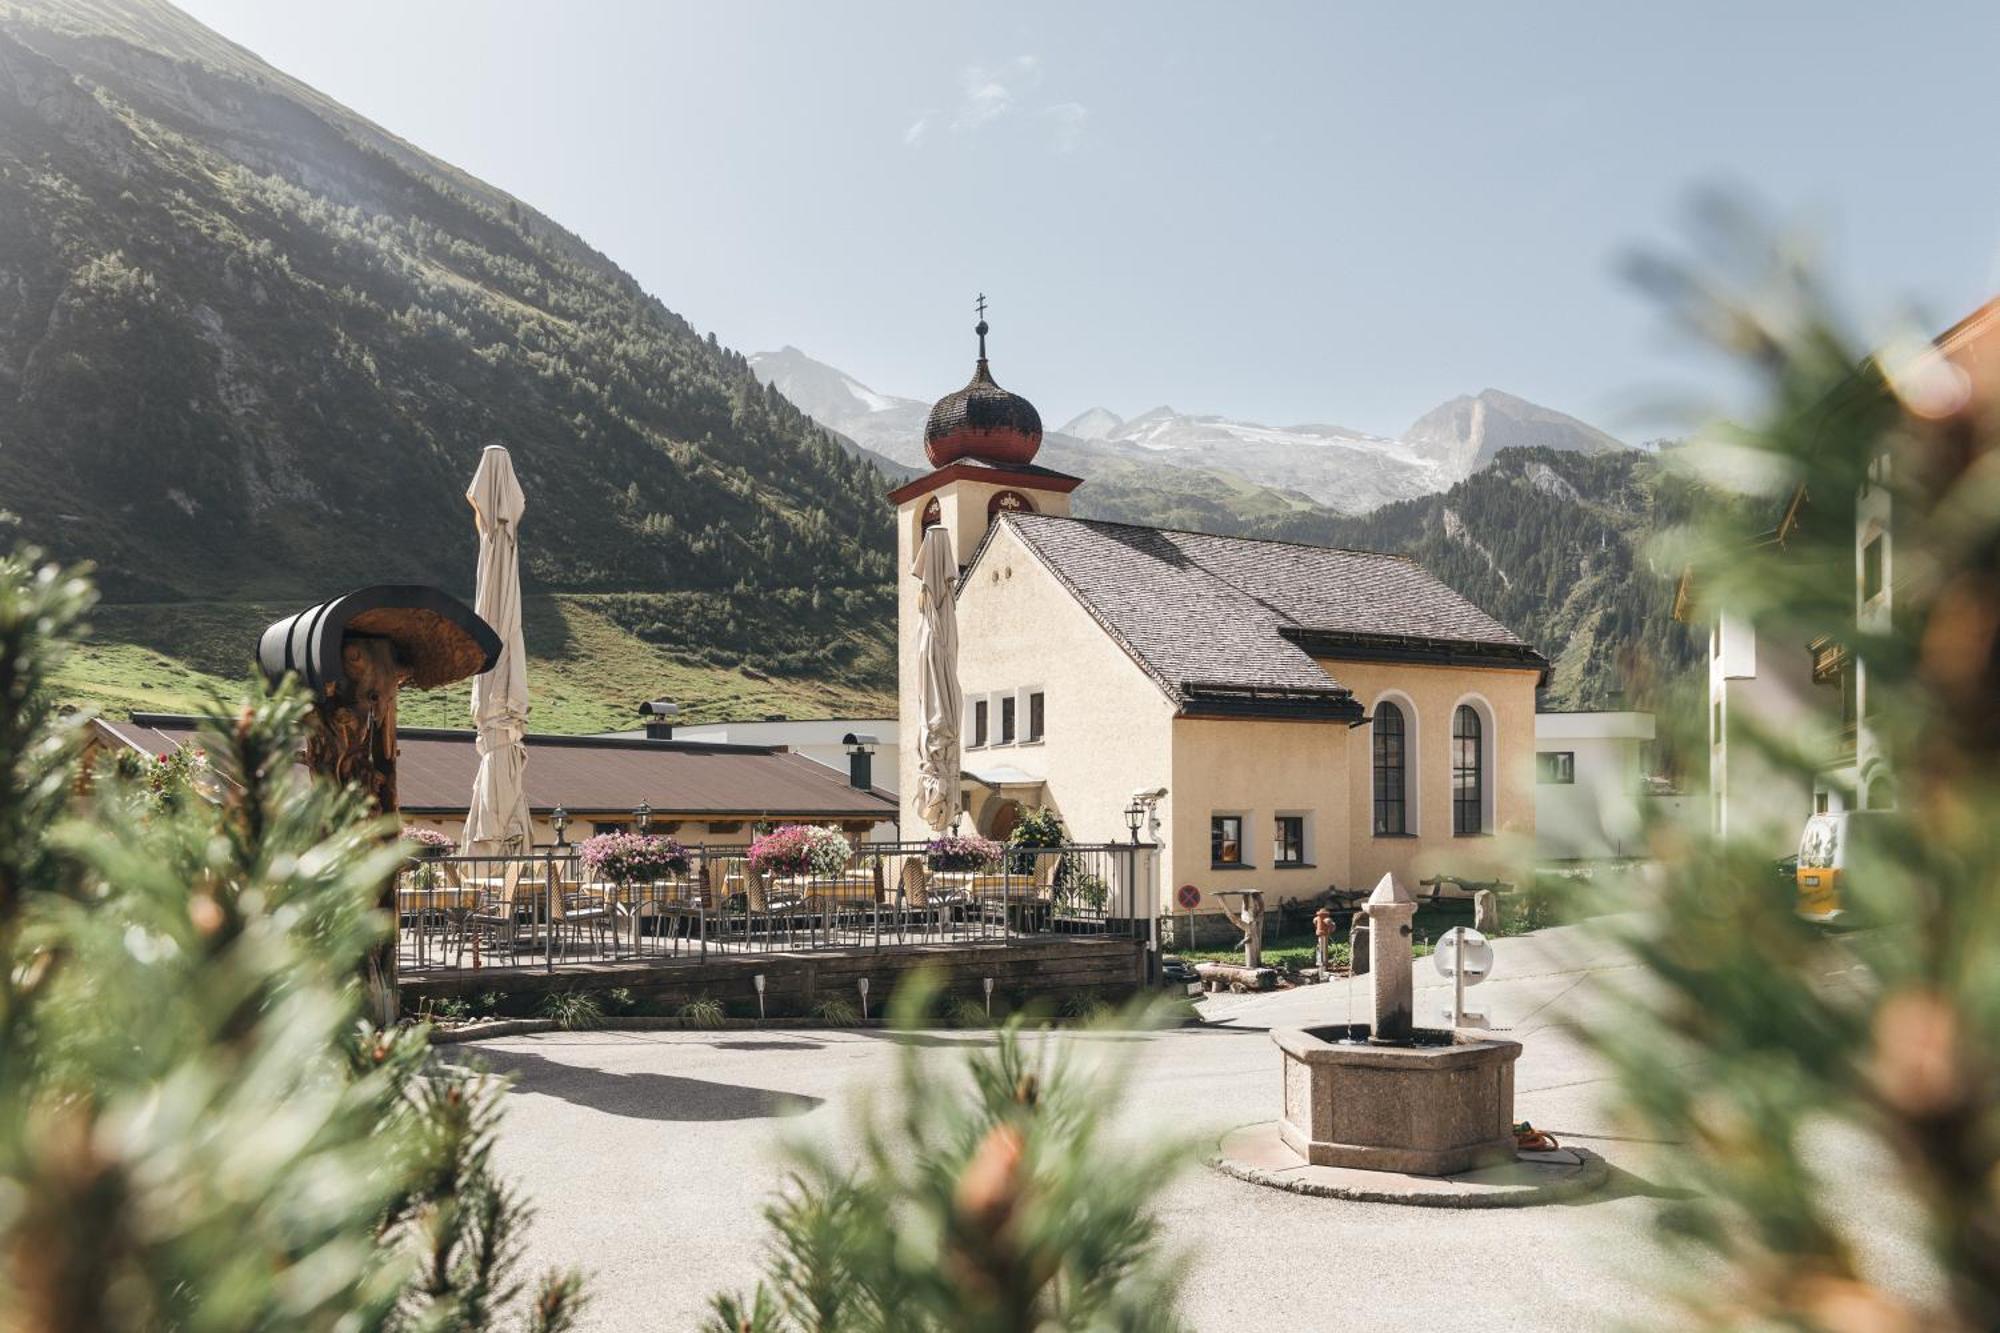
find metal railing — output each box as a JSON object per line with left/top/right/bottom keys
{"left": 394, "top": 840, "right": 1152, "bottom": 975}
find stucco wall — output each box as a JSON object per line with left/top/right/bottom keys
{"left": 950, "top": 520, "right": 1175, "bottom": 847}
{"left": 1165, "top": 716, "right": 1351, "bottom": 912}
{"left": 1326, "top": 659, "right": 1541, "bottom": 890}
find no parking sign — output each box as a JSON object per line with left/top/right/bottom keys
{"left": 1176, "top": 884, "right": 1201, "bottom": 911}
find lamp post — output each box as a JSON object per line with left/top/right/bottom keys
{"left": 1124, "top": 799, "right": 1144, "bottom": 845}
{"left": 635, "top": 801, "right": 652, "bottom": 835}
{"left": 551, "top": 805, "right": 568, "bottom": 848}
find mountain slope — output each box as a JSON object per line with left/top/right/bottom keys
{"left": 752, "top": 345, "right": 1631, "bottom": 518}
{"left": 1403, "top": 389, "right": 1627, "bottom": 476}
{"left": 0, "top": 0, "right": 896, "bottom": 722}
{"left": 1248, "top": 447, "right": 1700, "bottom": 708}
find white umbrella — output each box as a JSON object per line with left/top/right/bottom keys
{"left": 913, "top": 524, "right": 962, "bottom": 833}
{"left": 461, "top": 445, "right": 533, "bottom": 855}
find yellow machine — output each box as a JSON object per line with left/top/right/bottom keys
{"left": 1795, "top": 810, "right": 1883, "bottom": 922}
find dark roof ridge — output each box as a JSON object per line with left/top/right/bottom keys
{"left": 126, "top": 712, "right": 792, "bottom": 757}
{"left": 1004, "top": 510, "right": 1423, "bottom": 564}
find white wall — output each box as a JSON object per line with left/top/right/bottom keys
{"left": 1534, "top": 711, "right": 1652, "bottom": 860}
{"left": 667, "top": 719, "right": 898, "bottom": 795}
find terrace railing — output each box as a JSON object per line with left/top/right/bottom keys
{"left": 394, "top": 840, "right": 1154, "bottom": 976}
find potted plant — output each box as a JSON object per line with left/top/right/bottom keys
{"left": 404, "top": 827, "right": 456, "bottom": 859}
{"left": 578, "top": 832, "right": 692, "bottom": 884}
{"left": 748, "top": 824, "right": 853, "bottom": 879}
{"left": 926, "top": 833, "right": 1004, "bottom": 872}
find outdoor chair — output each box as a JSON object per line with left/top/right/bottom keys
{"left": 560, "top": 882, "right": 615, "bottom": 959}
{"left": 456, "top": 860, "right": 531, "bottom": 966}
{"left": 398, "top": 858, "right": 466, "bottom": 968}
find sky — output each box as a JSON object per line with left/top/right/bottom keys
{"left": 173, "top": 0, "right": 2000, "bottom": 442}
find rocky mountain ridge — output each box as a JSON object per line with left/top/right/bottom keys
{"left": 751, "top": 346, "right": 1629, "bottom": 516}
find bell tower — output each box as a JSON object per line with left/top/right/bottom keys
{"left": 890, "top": 304, "right": 1082, "bottom": 830}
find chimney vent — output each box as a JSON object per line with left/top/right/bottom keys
{"left": 843, "top": 732, "right": 878, "bottom": 791}
{"left": 639, "top": 699, "right": 679, "bottom": 741}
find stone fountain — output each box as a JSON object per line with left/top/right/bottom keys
{"left": 1272, "top": 874, "right": 1520, "bottom": 1176}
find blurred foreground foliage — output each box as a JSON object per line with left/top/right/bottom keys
{"left": 0, "top": 551, "right": 582, "bottom": 1331}
{"left": 707, "top": 980, "right": 1190, "bottom": 1333}
{"left": 1598, "top": 214, "right": 2000, "bottom": 1328}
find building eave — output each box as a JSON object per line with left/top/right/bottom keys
{"left": 1286, "top": 628, "right": 1551, "bottom": 685}
{"left": 887, "top": 460, "right": 1084, "bottom": 506}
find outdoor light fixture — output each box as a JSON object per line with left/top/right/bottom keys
{"left": 635, "top": 801, "right": 652, "bottom": 833}
{"left": 1124, "top": 799, "right": 1144, "bottom": 844}
{"left": 857, "top": 976, "right": 870, "bottom": 1022}
{"left": 551, "top": 806, "right": 569, "bottom": 847}
{"left": 754, "top": 973, "right": 766, "bottom": 1021}
{"left": 984, "top": 976, "right": 995, "bottom": 1017}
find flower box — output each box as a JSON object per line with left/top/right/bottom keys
{"left": 579, "top": 832, "right": 692, "bottom": 885}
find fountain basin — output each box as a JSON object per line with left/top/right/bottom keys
{"left": 1275, "top": 1024, "right": 1522, "bottom": 1176}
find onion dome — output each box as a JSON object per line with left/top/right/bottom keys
{"left": 923, "top": 316, "right": 1043, "bottom": 468}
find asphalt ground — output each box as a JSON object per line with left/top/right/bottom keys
{"left": 455, "top": 921, "right": 1929, "bottom": 1330}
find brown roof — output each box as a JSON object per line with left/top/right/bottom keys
{"left": 96, "top": 715, "right": 896, "bottom": 820}
{"left": 991, "top": 513, "right": 1546, "bottom": 718}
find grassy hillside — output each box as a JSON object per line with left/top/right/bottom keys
{"left": 0, "top": 0, "right": 894, "bottom": 725}
{"left": 56, "top": 594, "right": 890, "bottom": 732}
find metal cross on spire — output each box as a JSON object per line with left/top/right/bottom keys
{"left": 975, "top": 292, "right": 989, "bottom": 360}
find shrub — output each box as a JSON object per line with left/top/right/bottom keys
{"left": 578, "top": 831, "right": 691, "bottom": 883}
{"left": 945, "top": 995, "right": 993, "bottom": 1029}
{"left": 810, "top": 997, "right": 860, "bottom": 1026}
{"left": 1006, "top": 805, "right": 1067, "bottom": 874}
{"left": 140, "top": 742, "right": 210, "bottom": 813}
{"left": 678, "top": 997, "right": 726, "bottom": 1029}
{"left": 0, "top": 551, "right": 584, "bottom": 1330}
{"left": 541, "top": 990, "right": 604, "bottom": 1031}
{"left": 749, "top": 824, "right": 852, "bottom": 878}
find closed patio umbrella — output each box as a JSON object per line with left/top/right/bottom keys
{"left": 913, "top": 524, "right": 962, "bottom": 833}
{"left": 461, "top": 445, "right": 533, "bottom": 855}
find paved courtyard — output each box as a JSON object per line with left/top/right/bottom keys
{"left": 452, "top": 922, "right": 1920, "bottom": 1330}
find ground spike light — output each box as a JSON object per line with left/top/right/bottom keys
{"left": 754, "top": 973, "right": 766, "bottom": 1022}
{"left": 857, "top": 976, "right": 870, "bottom": 1022}
{"left": 983, "top": 976, "right": 995, "bottom": 1016}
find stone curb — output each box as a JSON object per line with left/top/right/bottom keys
{"left": 1208, "top": 1122, "right": 1611, "bottom": 1209}
{"left": 427, "top": 1015, "right": 888, "bottom": 1044}
{"left": 426, "top": 1012, "right": 1204, "bottom": 1045}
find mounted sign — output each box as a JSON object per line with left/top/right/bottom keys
{"left": 1176, "top": 883, "right": 1201, "bottom": 911}
{"left": 1432, "top": 926, "right": 1495, "bottom": 1030}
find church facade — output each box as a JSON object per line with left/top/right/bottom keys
{"left": 894, "top": 318, "right": 1548, "bottom": 911}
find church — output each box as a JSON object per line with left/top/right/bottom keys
{"left": 893, "top": 317, "right": 1549, "bottom": 912}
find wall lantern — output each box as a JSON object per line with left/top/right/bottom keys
{"left": 551, "top": 806, "right": 569, "bottom": 847}
{"left": 1124, "top": 799, "right": 1145, "bottom": 844}
{"left": 635, "top": 801, "right": 652, "bottom": 834}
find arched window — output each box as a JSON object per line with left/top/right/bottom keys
{"left": 1373, "top": 702, "right": 1407, "bottom": 835}
{"left": 1453, "top": 705, "right": 1484, "bottom": 835}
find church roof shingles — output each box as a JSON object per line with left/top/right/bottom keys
{"left": 993, "top": 513, "right": 1546, "bottom": 720}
